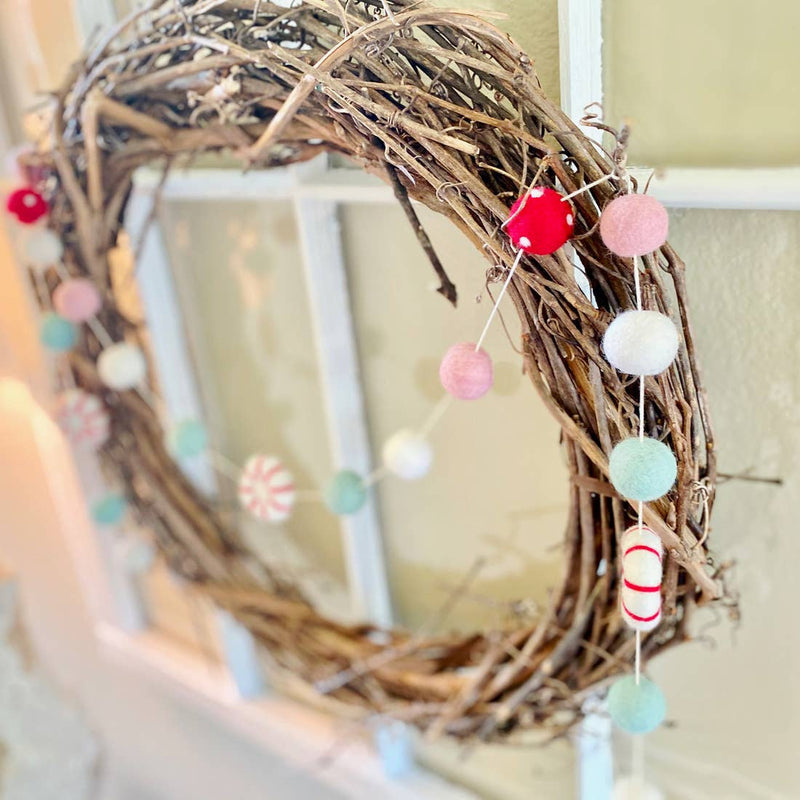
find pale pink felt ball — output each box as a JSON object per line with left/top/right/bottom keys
{"left": 53, "top": 278, "right": 102, "bottom": 322}
{"left": 599, "top": 194, "right": 669, "bottom": 257}
{"left": 439, "top": 342, "right": 493, "bottom": 400}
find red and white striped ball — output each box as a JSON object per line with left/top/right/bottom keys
{"left": 55, "top": 389, "right": 110, "bottom": 450}
{"left": 237, "top": 454, "right": 295, "bottom": 523}
{"left": 619, "top": 525, "right": 663, "bottom": 632}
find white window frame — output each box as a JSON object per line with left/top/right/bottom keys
{"left": 68, "top": 159, "right": 481, "bottom": 799}
{"left": 559, "top": 0, "right": 800, "bottom": 210}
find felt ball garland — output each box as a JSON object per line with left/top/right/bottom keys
{"left": 598, "top": 190, "right": 674, "bottom": 746}
{"left": 32, "top": 158, "right": 682, "bottom": 755}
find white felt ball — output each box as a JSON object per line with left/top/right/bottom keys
{"left": 602, "top": 310, "right": 679, "bottom": 376}
{"left": 382, "top": 429, "right": 433, "bottom": 480}
{"left": 24, "top": 228, "right": 63, "bottom": 269}
{"left": 97, "top": 342, "right": 147, "bottom": 390}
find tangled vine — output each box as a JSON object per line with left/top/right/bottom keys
{"left": 26, "top": 0, "right": 730, "bottom": 740}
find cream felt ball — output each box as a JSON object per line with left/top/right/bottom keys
{"left": 619, "top": 525, "right": 664, "bottom": 631}
{"left": 607, "top": 675, "right": 666, "bottom": 734}
{"left": 24, "top": 228, "right": 63, "bottom": 269}
{"left": 609, "top": 437, "right": 677, "bottom": 502}
{"left": 600, "top": 194, "right": 668, "bottom": 257}
{"left": 382, "top": 429, "right": 433, "bottom": 480}
{"left": 97, "top": 342, "right": 147, "bottom": 390}
{"left": 603, "top": 310, "right": 679, "bottom": 376}
{"left": 439, "top": 342, "right": 493, "bottom": 400}
{"left": 506, "top": 186, "right": 574, "bottom": 255}
{"left": 53, "top": 278, "right": 101, "bottom": 322}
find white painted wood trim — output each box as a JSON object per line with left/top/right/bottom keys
{"left": 293, "top": 195, "right": 393, "bottom": 628}
{"left": 131, "top": 163, "right": 394, "bottom": 628}
{"left": 215, "top": 610, "right": 264, "bottom": 699}
{"left": 124, "top": 189, "right": 218, "bottom": 496}
{"left": 97, "top": 624, "right": 479, "bottom": 800}
{"left": 631, "top": 166, "right": 800, "bottom": 210}
{"left": 558, "top": 0, "right": 603, "bottom": 142}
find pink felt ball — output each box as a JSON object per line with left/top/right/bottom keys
{"left": 439, "top": 342, "right": 493, "bottom": 400}
{"left": 506, "top": 186, "right": 574, "bottom": 255}
{"left": 599, "top": 194, "right": 668, "bottom": 257}
{"left": 53, "top": 278, "right": 102, "bottom": 322}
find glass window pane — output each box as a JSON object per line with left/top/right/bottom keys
{"left": 603, "top": 0, "right": 800, "bottom": 167}
{"left": 340, "top": 203, "right": 568, "bottom": 632}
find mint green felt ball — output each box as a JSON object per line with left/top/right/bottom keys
{"left": 607, "top": 675, "right": 666, "bottom": 734}
{"left": 91, "top": 493, "right": 127, "bottom": 526}
{"left": 325, "top": 470, "right": 367, "bottom": 515}
{"left": 609, "top": 437, "right": 677, "bottom": 501}
{"left": 40, "top": 312, "right": 77, "bottom": 352}
{"left": 168, "top": 419, "right": 208, "bottom": 458}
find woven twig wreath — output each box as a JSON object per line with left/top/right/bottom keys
{"left": 30, "top": 0, "right": 729, "bottom": 739}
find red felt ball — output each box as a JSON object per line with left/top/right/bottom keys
{"left": 506, "top": 187, "right": 574, "bottom": 255}
{"left": 6, "top": 187, "right": 48, "bottom": 224}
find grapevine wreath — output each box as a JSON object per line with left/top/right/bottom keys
{"left": 15, "top": 0, "right": 734, "bottom": 740}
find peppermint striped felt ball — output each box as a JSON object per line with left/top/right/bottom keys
{"left": 238, "top": 454, "right": 295, "bottom": 523}
{"left": 619, "top": 525, "right": 663, "bottom": 632}
{"left": 55, "top": 389, "right": 110, "bottom": 450}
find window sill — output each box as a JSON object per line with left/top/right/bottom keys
{"left": 96, "top": 623, "right": 479, "bottom": 800}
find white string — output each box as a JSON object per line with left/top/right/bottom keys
{"left": 87, "top": 317, "right": 114, "bottom": 348}
{"left": 417, "top": 394, "right": 453, "bottom": 439}
{"left": 560, "top": 172, "right": 614, "bottom": 202}
{"left": 474, "top": 248, "right": 524, "bottom": 352}
{"left": 635, "top": 628, "right": 641, "bottom": 685}
{"left": 632, "top": 733, "right": 645, "bottom": 791}
{"left": 208, "top": 450, "right": 242, "bottom": 483}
